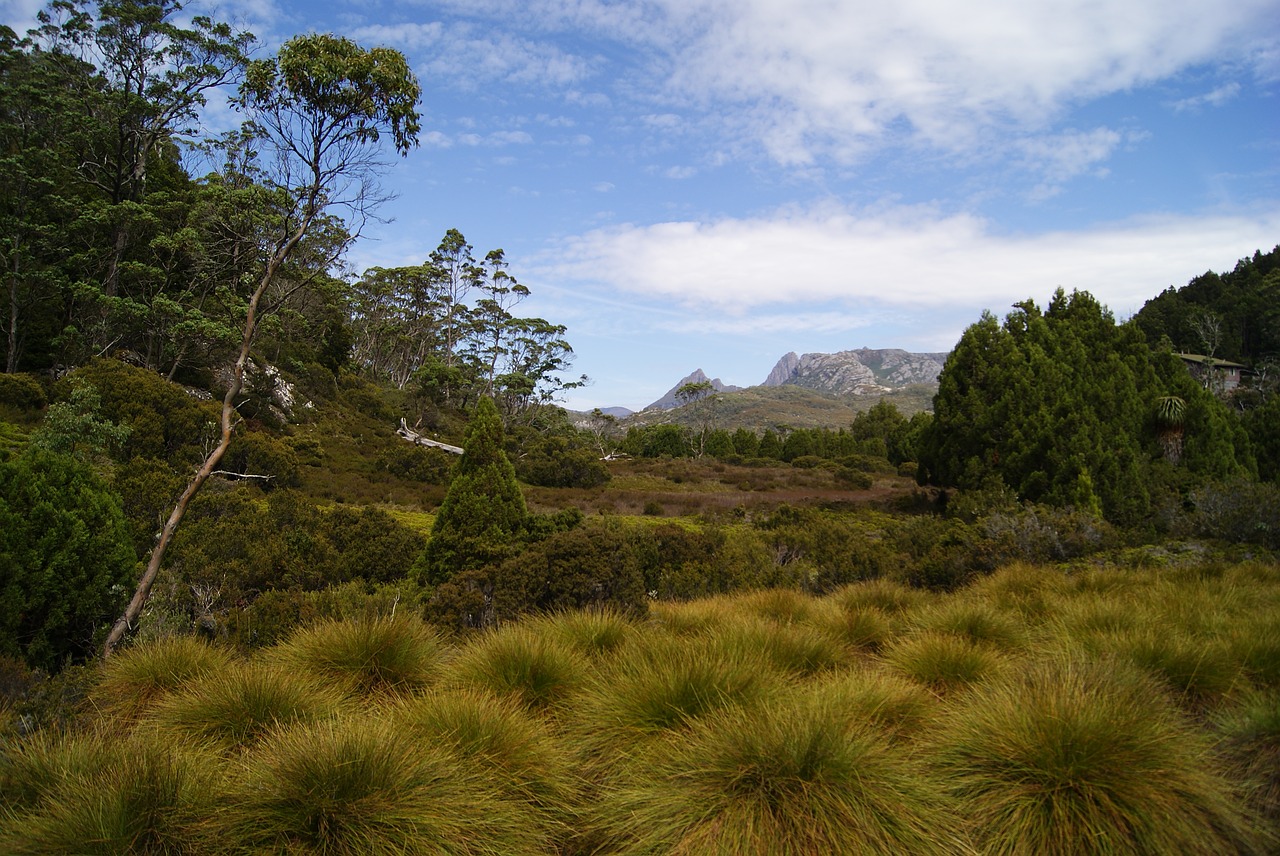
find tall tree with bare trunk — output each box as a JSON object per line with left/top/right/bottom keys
{"left": 103, "top": 33, "right": 420, "bottom": 656}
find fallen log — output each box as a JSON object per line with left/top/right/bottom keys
{"left": 397, "top": 418, "right": 464, "bottom": 455}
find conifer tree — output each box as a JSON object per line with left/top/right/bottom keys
{"left": 415, "top": 396, "right": 527, "bottom": 585}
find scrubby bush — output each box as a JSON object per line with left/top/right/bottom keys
{"left": 0, "top": 449, "right": 137, "bottom": 670}
{"left": 491, "top": 525, "right": 647, "bottom": 621}
{"left": 0, "top": 373, "right": 46, "bottom": 412}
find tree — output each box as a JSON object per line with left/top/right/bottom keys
{"left": 414, "top": 396, "right": 527, "bottom": 585}
{"left": 0, "top": 448, "right": 136, "bottom": 670}
{"left": 103, "top": 33, "right": 420, "bottom": 655}
{"left": 919, "top": 290, "right": 1252, "bottom": 524}
{"left": 675, "top": 379, "right": 717, "bottom": 457}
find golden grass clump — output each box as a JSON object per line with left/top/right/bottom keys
{"left": 267, "top": 615, "right": 445, "bottom": 699}
{"left": 146, "top": 661, "right": 344, "bottom": 751}
{"left": 89, "top": 635, "right": 235, "bottom": 722}
{"left": 808, "top": 668, "right": 939, "bottom": 741}
{"left": 391, "top": 688, "right": 578, "bottom": 813}
{"left": 587, "top": 692, "right": 970, "bottom": 855}
{"left": 833, "top": 577, "right": 929, "bottom": 616}
{"left": 882, "top": 631, "right": 1008, "bottom": 692}
{"left": 528, "top": 607, "right": 637, "bottom": 661}
{"left": 817, "top": 604, "right": 893, "bottom": 652}
{"left": 909, "top": 599, "right": 1028, "bottom": 651}
{"left": 220, "top": 716, "right": 552, "bottom": 855}
{"left": 710, "top": 617, "right": 849, "bottom": 678}
{"left": 930, "top": 657, "right": 1268, "bottom": 855}
{"left": 571, "top": 634, "right": 778, "bottom": 764}
{"left": 1215, "top": 688, "right": 1280, "bottom": 833}
{"left": 444, "top": 623, "right": 587, "bottom": 712}
{"left": 0, "top": 732, "right": 221, "bottom": 854}
{"left": 963, "top": 561, "right": 1069, "bottom": 620}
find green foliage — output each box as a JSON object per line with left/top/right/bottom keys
{"left": 0, "top": 449, "right": 136, "bottom": 670}
{"left": 920, "top": 291, "right": 1252, "bottom": 524}
{"left": 63, "top": 359, "right": 215, "bottom": 463}
{"left": 0, "top": 373, "right": 46, "bottom": 411}
{"left": 221, "top": 430, "right": 300, "bottom": 487}
{"left": 445, "top": 624, "right": 586, "bottom": 712}
{"left": 27, "top": 381, "right": 129, "bottom": 462}
{"left": 491, "top": 525, "right": 648, "bottom": 621}
{"left": 1133, "top": 246, "right": 1280, "bottom": 364}
{"left": 417, "top": 397, "right": 527, "bottom": 585}
{"left": 513, "top": 430, "right": 610, "bottom": 488}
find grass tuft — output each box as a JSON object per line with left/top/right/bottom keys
{"left": 267, "top": 616, "right": 445, "bottom": 699}
{"left": 221, "top": 716, "right": 550, "bottom": 855}
{"left": 0, "top": 734, "right": 220, "bottom": 854}
{"left": 588, "top": 691, "right": 968, "bottom": 855}
{"left": 147, "top": 661, "right": 343, "bottom": 751}
{"left": 445, "top": 624, "right": 586, "bottom": 712}
{"left": 882, "top": 631, "right": 1007, "bottom": 692}
{"left": 931, "top": 657, "right": 1267, "bottom": 855}
{"left": 90, "top": 636, "right": 235, "bottom": 722}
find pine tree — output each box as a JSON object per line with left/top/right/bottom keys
{"left": 414, "top": 396, "right": 527, "bottom": 585}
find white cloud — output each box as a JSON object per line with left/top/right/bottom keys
{"left": 593, "top": 181, "right": 616, "bottom": 192}
{"left": 420, "top": 0, "right": 1279, "bottom": 172}
{"left": 536, "top": 205, "right": 1280, "bottom": 319}
{"left": 664, "top": 165, "right": 697, "bottom": 179}
{"left": 1172, "top": 82, "right": 1243, "bottom": 112}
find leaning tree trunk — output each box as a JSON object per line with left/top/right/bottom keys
{"left": 102, "top": 218, "right": 311, "bottom": 657}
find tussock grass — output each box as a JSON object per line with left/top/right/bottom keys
{"left": 882, "top": 631, "right": 1008, "bottom": 692}
{"left": 146, "top": 661, "right": 343, "bottom": 751}
{"left": 1228, "top": 612, "right": 1280, "bottom": 688}
{"left": 90, "top": 636, "right": 235, "bottom": 721}
{"left": 221, "top": 716, "right": 550, "bottom": 855}
{"left": 1090, "top": 628, "right": 1243, "bottom": 705}
{"left": 711, "top": 617, "right": 849, "bottom": 677}
{"left": 833, "top": 577, "right": 929, "bottom": 616}
{"left": 0, "top": 729, "right": 118, "bottom": 815}
{"left": 571, "top": 634, "right": 777, "bottom": 764}
{"left": 445, "top": 623, "right": 586, "bottom": 712}
{"left": 587, "top": 691, "right": 970, "bottom": 855}
{"left": 931, "top": 657, "right": 1267, "bottom": 856}
{"left": 391, "top": 688, "right": 578, "bottom": 815}
{"left": 0, "top": 734, "right": 219, "bottom": 854}
{"left": 528, "top": 608, "right": 637, "bottom": 661}
{"left": 738, "top": 586, "right": 816, "bottom": 624}
{"left": 1215, "top": 688, "right": 1280, "bottom": 829}
{"left": 267, "top": 615, "right": 445, "bottom": 699}
{"left": 648, "top": 598, "right": 730, "bottom": 636}
{"left": 809, "top": 668, "right": 938, "bottom": 741}
{"left": 910, "top": 599, "right": 1028, "bottom": 650}
{"left": 963, "top": 561, "right": 1068, "bottom": 620}
{"left": 815, "top": 603, "right": 892, "bottom": 652}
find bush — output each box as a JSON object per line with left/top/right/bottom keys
{"left": 491, "top": 525, "right": 648, "bottom": 622}
{"left": 0, "top": 373, "right": 46, "bottom": 411}
{"left": 0, "top": 449, "right": 137, "bottom": 670}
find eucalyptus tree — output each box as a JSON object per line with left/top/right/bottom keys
{"left": 103, "top": 33, "right": 421, "bottom": 655}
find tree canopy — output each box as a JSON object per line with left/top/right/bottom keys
{"left": 918, "top": 289, "right": 1254, "bottom": 523}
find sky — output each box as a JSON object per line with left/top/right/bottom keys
{"left": 4, "top": 0, "right": 1279, "bottom": 411}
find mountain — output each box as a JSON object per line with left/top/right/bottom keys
{"left": 644, "top": 369, "right": 742, "bottom": 411}
{"left": 762, "top": 348, "right": 948, "bottom": 395}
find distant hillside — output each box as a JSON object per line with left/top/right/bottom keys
{"left": 763, "top": 348, "right": 948, "bottom": 395}
{"left": 644, "top": 369, "right": 742, "bottom": 411}
{"left": 623, "top": 383, "right": 937, "bottom": 432}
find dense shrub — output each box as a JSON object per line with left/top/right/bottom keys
{"left": 491, "top": 525, "right": 647, "bottom": 621}
{"left": 0, "top": 450, "right": 137, "bottom": 670}
{"left": 0, "top": 373, "right": 46, "bottom": 411}
{"left": 63, "top": 359, "right": 216, "bottom": 462}
{"left": 514, "top": 433, "right": 610, "bottom": 488}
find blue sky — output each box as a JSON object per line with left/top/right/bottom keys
{"left": 4, "top": 0, "right": 1279, "bottom": 411}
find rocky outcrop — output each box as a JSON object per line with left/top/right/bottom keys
{"left": 645, "top": 369, "right": 742, "bottom": 411}
{"left": 762, "top": 348, "right": 946, "bottom": 395}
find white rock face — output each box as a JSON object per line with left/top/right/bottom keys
{"left": 762, "top": 348, "right": 947, "bottom": 395}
